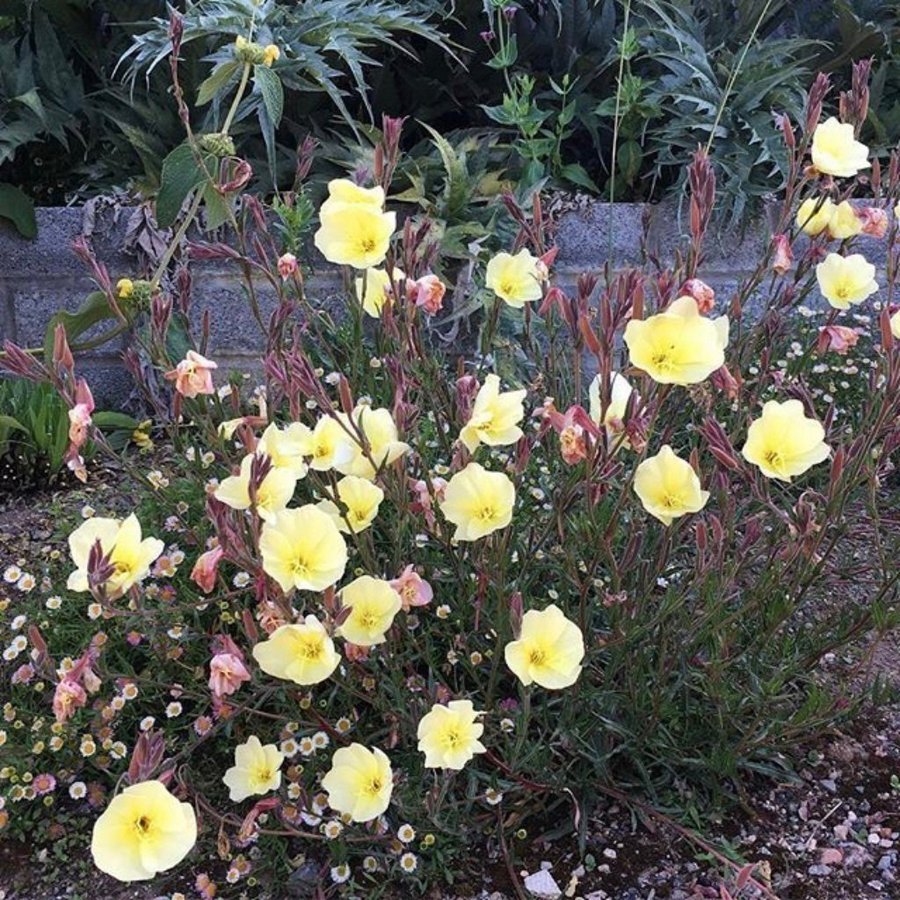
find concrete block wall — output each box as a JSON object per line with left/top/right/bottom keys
{"left": 3, "top": 199, "right": 875, "bottom": 406}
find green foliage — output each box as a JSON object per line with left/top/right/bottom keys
{"left": 0, "top": 183, "right": 36, "bottom": 238}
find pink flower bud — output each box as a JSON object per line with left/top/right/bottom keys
{"left": 191, "top": 545, "right": 224, "bottom": 594}
{"left": 817, "top": 325, "right": 859, "bottom": 355}
{"left": 277, "top": 253, "right": 298, "bottom": 280}
{"left": 681, "top": 278, "right": 716, "bottom": 313}
{"left": 771, "top": 234, "right": 793, "bottom": 275}
{"left": 407, "top": 273, "right": 446, "bottom": 315}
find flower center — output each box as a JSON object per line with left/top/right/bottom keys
{"left": 360, "top": 237, "right": 376, "bottom": 253}
{"left": 441, "top": 726, "right": 463, "bottom": 750}
{"left": 291, "top": 557, "right": 310, "bottom": 577}
{"left": 528, "top": 647, "right": 546, "bottom": 666}
{"left": 365, "top": 776, "right": 383, "bottom": 797}
{"left": 477, "top": 504, "right": 497, "bottom": 523}
{"left": 298, "top": 636, "right": 324, "bottom": 660}
{"left": 499, "top": 280, "right": 515, "bottom": 296}
{"left": 135, "top": 815, "right": 152, "bottom": 836}
{"left": 764, "top": 449, "right": 783, "bottom": 469}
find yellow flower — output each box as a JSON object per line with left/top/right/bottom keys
{"left": 67, "top": 514, "right": 164, "bottom": 598}
{"left": 827, "top": 201, "right": 862, "bottom": 240}
{"left": 320, "top": 179, "right": 385, "bottom": 216}
{"left": 214, "top": 453, "right": 298, "bottom": 521}
{"left": 116, "top": 278, "right": 134, "bottom": 300}
{"left": 416, "top": 700, "right": 486, "bottom": 770}
{"left": 355, "top": 268, "right": 405, "bottom": 318}
{"left": 301, "top": 415, "right": 356, "bottom": 472}
{"left": 314, "top": 205, "right": 395, "bottom": 270}
{"left": 588, "top": 371, "right": 635, "bottom": 446}
{"left": 633, "top": 445, "right": 709, "bottom": 526}
{"left": 440, "top": 462, "right": 515, "bottom": 541}
{"left": 503, "top": 605, "right": 584, "bottom": 690}
{"left": 795, "top": 197, "right": 835, "bottom": 236}
{"left": 91, "top": 780, "right": 196, "bottom": 882}
{"left": 321, "top": 743, "right": 393, "bottom": 822}
{"left": 890, "top": 309, "right": 900, "bottom": 340}
{"left": 741, "top": 399, "right": 830, "bottom": 482}
{"left": 222, "top": 736, "right": 283, "bottom": 801}
{"left": 257, "top": 423, "right": 310, "bottom": 478}
{"left": 811, "top": 117, "right": 870, "bottom": 178}
{"left": 623, "top": 296, "right": 729, "bottom": 385}
{"left": 336, "top": 576, "right": 402, "bottom": 647}
{"left": 259, "top": 505, "right": 347, "bottom": 592}
{"left": 317, "top": 476, "right": 384, "bottom": 534}
{"left": 336, "top": 406, "right": 409, "bottom": 479}
{"left": 252, "top": 615, "right": 341, "bottom": 685}
{"left": 485, "top": 249, "right": 543, "bottom": 308}
{"left": 459, "top": 374, "right": 527, "bottom": 452}
{"left": 815, "top": 253, "right": 878, "bottom": 309}
{"left": 262, "top": 44, "right": 280, "bottom": 67}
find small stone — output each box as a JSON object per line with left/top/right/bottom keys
{"left": 523, "top": 869, "right": 562, "bottom": 900}
{"left": 820, "top": 849, "right": 843, "bottom": 865}
{"left": 833, "top": 824, "right": 850, "bottom": 841}
{"left": 866, "top": 880, "right": 884, "bottom": 892}
{"left": 869, "top": 833, "right": 883, "bottom": 846}
{"left": 878, "top": 853, "right": 896, "bottom": 872}
{"left": 602, "top": 848, "right": 617, "bottom": 860}
{"left": 808, "top": 864, "right": 832, "bottom": 876}
{"left": 820, "top": 779, "right": 837, "bottom": 793}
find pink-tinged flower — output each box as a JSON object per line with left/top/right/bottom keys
{"left": 52, "top": 678, "right": 87, "bottom": 724}
{"left": 857, "top": 207, "right": 888, "bottom": 239}
{"left": 407, "top": 274, "right": 446, "bottom": 315}
{"left": 817, "top": 324, "right": 860, "bottom": 355}
{"left": 190, "top": 545, "right": 224, "bottom": 594}
{"left": 343, "top": 642, "right": 370, "bottom": 662}
{"left": 209, "top": 651, "right": 251, "bottom": 698}
{"left": 710, "top": 364, "right": 742, "bottom": 400}
{"left": 194, "top": 715, "right": 213, "bottom": 736}
{"left": 126, "top": 631, "right": 143, "bottom": 646}
{"left": 772, "top": 234, "right": 793, "bottom": 275}
{"left": 681, "top": 278, "right": 716, "bottom": 314}
{"left": 68, "top": 403, "right": 93, "bottom": 449}
{"left": 165, "top": 350, "right": 218, "bottom": 399}
{"left": 389, "top": 565, "right": 434, "bottom": 612}
{"left": 11, "top": 663, "right": 35, "bottom": 685}
{"left": 542, "top": 404, "right": 599, "bottom": 465}
{"left": 64, "top": 379, "right": 95, "bottom": 481}
{"left": 33, "top": 774, "right": 56, "bottom": 796}
{"left": 277, "top": 253, "right": 298, "bottom": 280}
{"left": 410, "top": 477, "right": 447, "bottom": 528}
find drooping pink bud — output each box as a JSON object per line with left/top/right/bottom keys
{"left": 817, "top": 324, "right": 860, "bottom": 355}
{"left": 191, "top": 545, "right": 224, "bottom": 594}
{"left": 771, "top": 234, "right": 793, "bottom": 275}
{"left": 209, "top": 652, "right": 251, "bottom": 698}
{"left": 277, "top": 253, "right": 298, "bottom": 280}
{"left": 406, "top": 274, "right": 446, "bottom": 315}
{"left": 52, "top": 678, "right": 87, "bottom": 724}
{"left": 681, "top": 278, "right": 716, "bottom": 313}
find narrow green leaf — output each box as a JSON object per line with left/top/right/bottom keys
{"left": 255, "top": 65, "right": 284, "bottom": 128}
{"left": 196, "top": 60, "right": 241, "bottom": 106}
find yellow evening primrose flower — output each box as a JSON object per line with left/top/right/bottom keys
{"left": 588, "top": 371, "right": 635, "bottom": 447}
{"left": 623, "top": 296, "right": 729, "bottom": 385}
{"left": 815, "top": 253, "right": 878, "bottom": 310}
{"left": 214, "top": 453, "right": 297, "bottom": 522}
{"left": 485, "top": 249, "right": 543, "bottom": 308}
{"left": 321, "top": 743, "right": 393, "bottom": 822}
{"left": 259, "top": 505, "right": 347, "bottom": 592}
{"left": 355, "top": 267, "right": 405, "bottom": 318}
{"left": 301, "top": 415, "right": 356, "bottom": 472}
{"left": 319, "top": 179, "right": 386, "bottom": 216}
{"left": 795, "top": 197, "right": 835, "bottom": 236}
{"left": 459, "top": 374, "right": 527, "bottom": 453}
{"left": 257, "top": 423, "right": 310, "bottom": 478}
{"left": 314, "top": 205, "right": 396, "bottom": 269}
{"left": 222, "top": 736, "right": 284, "bottom": 802}
{"left": 67, "top": 514, "right": 164, "bottom": 598}
{"left": 336, "top": 406, "right": 409, "bottom": 479}
{"left": 252, "top": 615, "right": 341, "bottom": 685}
{"left": 633, "top": 445, "right": 709, "bottom": 526}
{"left": 336, "top": 576, "right": 402, "bottom": 647}
{"left": 504, "top": 605, "right": 585, "bottom": 690}
{"left": 440, "top": 462, "right": 515, "bottom": 541}
{"left": 741, "top": 399, "right": 831, "bottom": 482}
{"left": 811, "top": 117, "right": 870, "bottom": 178}
{"left": 416, "top": 700, "right": 486, "bottom": 770}
{"left": 828, "top": 201, "right": 862, "bottom": 240}
{"left": 91, "top": 780, "right": 196, "bottom": 882}
{"left": 317, "top": 476, "right": 384, "bottom": 534}
{"left": 891, "top": 309, "right": 900, "bottom": 340}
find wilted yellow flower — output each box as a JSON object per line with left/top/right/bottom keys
{"left": 811, "top": 117, "right": 870, "bottom": 178}
{"left": 633, "top": 445, "right": 709, "bottom": 526}
{"left": 318, "top": 476, "right": 384, "bottom": 534}
{"left": 417, "top": 700, "right": 486, "bottom": 770}
{"left": 337, "top": 576, "right": 402, "bottom": 647}
{"left": 259, "top": 505, "right": 347, "bottom": 592}
{"left": 214, "top": 453, "right": 297, "bottom": 521}
{"left": 301, "top": 415, "right": 356, "bottom": 472}
{"left": 815, "top": 253, "right": 878, "bottom": 309}
{"left": 741, "top": 400, "right": 830, "bottom": 482}
{"left": 795, "top": 197, "right": 835, "bottom": 236}
{"left": 257, "top": 423, "right": 310, "bottom": 478}
{"left": 253, "top": 615, "right": 341, "bottom": 685}
{"left": 440, "top": 462, "right": 515, "bottom": 541}
{"left": 459, "top": 374, "right": 526, "bottom": 453}
{"left": 222, "top": 736, "right": 283, "bottom": 801}
{"left": 504, "top": 605, "right": 584, "bottom": 689}
{"left": 262, "top": 44, "right": 280, "bottom": 67}
{"left": 623, "top": 296, "right": 729, "bottom": 385}
{"left": 355, "top": 268, "right": 405, "bottom": 318}
{"left": 314, "top": 187, "right": 395, "bottom": 270}
{"left": 588, "top": 371, "right": 635, "bottom": 446}
{"left": 91, "top": 780, "right": 196, "bottom": 882}
{"left": 67, "top": 514, "right": 163, "bottom": 598}
{"left": 321, "top": 743, "right": 393, "bottom": 822}
{"left": 336, "top": 406, "right": 409, "bottom": 479}
{"left": 827, "top": 201, "right": 862, "bottom": 240}
{"left": 485, "top": 249, "right": 543, "bottom": 308}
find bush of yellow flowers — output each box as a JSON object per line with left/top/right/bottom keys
{"left": 1, "top": 17, "right": 899, "bottom": 895}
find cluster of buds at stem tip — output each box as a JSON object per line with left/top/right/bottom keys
{"left": 839, "top": 58, "right": 872, "bottom": 135}
{"left": 698, "top": 417, "right": 741, "bottom": 471}
{"left": 374, "top": 115, "right": 405, "bottom": 191}
{"left": 804, "top": 72, "right": 831, "bottom": 136}
{"left": 127, "top": 729, "right": 168, "bottom": 786}
{"left": 687, "top": 149, "right": 716, "bottom": 250}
